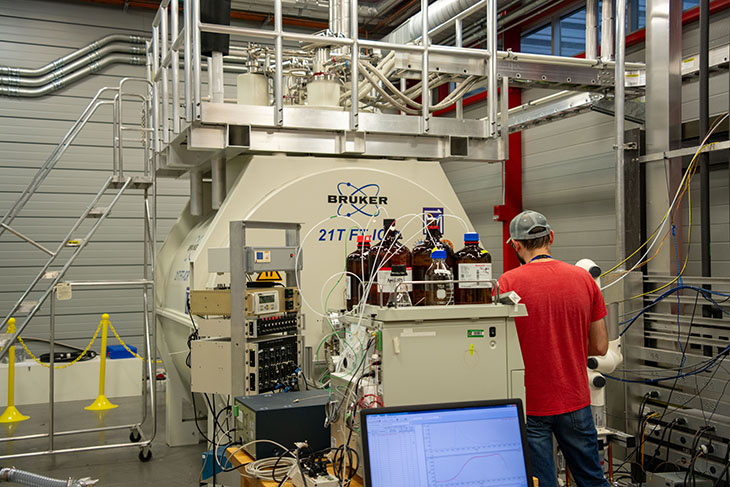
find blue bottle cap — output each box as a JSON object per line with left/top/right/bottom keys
{"left": 464, "top": 232, "right": 479, "bottom": 242}
{"left": 431, "top": 249, "right": 447, "bottom": 259}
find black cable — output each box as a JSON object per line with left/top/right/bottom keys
{"left": 703, "top": 355, "right": 730, "bottom": 426}
{"left": 212, "top": 395, "right": 217, "bottom": 487}
{"left": 619, "top": 291, "right": 703, "bottom": 477}
{"left": 191, "top": 392, "right": 213, "bottom": 444}
{"left": 664, "top": 419, "right": 679, "bottom": 464}
{"left": 296, "top": 447, "right": 309, "bottom": 487}
{"left": 712, "top": 443, "right": 730, "bottom": 487}
{"left": 684, "top": 426, "right": 713, "bottom": 487}
{"left": 645, "top": 417, "right": 677, "bottom": 478}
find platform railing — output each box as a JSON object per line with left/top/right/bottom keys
{"left": 149, "top": 0, "right": 500, "bottom": 145}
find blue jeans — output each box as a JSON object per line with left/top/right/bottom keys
{"left": 526, "top": 406, "right": 609, "bottom": 487}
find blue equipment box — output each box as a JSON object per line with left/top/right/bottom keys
{"left": 106, "top": 344, "right": 137, "bottom": 359}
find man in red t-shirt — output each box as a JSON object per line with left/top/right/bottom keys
{"left": 498, "top": 210, "right": 609, "bottom": 487}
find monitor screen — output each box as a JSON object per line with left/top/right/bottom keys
{"left": 361, "top": 401, "right": 530, "bottom": 487}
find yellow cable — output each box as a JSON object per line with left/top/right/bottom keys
{"left": 600, "top": 116, "right": 723, "bottom": 280}
{"left": 628, "top": 142, "right": 696, "bottom": 300}
{"left": 17, "top": 322, "right": 102, "bottom": 370}
{"left": 641, "top": 413, "right": 659, "bottom": 467}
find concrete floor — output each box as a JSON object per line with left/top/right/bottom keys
{"left": 1, "top": 394, "right": 206, "bottom": 486}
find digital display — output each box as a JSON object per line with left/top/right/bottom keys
{"left": 364, "top": 405, "right": 529, "bottom": 487}
{"left": 258, "top": 294, "right": 276, "bottom": 304}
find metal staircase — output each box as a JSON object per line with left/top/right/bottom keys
{"left": 0, "top": 76, "right": 158, "bottom": 461}
{"left": 0, "top": 79, "right": 153, "bottom": 347}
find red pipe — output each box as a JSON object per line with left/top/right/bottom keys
{"left": 73, "top": 0, "right": 331, "bottom": 30}
{"left": 493, "top": 28, "right": 523, "bottom": 272}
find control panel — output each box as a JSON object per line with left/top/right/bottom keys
{"left": 245, "top": 336, "right": 300, "bottom": 394}
{"left": 247, "top": 312, "right": 299, "bottom": 338}
{"left": 189, "top": 287, "right": 300, "bottom": 317}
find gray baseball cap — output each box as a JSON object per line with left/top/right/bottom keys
{"left": 507, "top": 210, "right": 551, "bottom": 244}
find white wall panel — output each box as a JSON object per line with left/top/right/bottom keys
{"left": 0, "top": 0, "right": 185, "bottom": 355}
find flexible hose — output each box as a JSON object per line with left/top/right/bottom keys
{"left": 0, "top": 467, "right": 68, "bottom": 487}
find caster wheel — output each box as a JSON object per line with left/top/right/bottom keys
{"left": 129, "top": 430, "right": 142, "bottom": 443}
{"left": 138, "top": 448, "right": 152, "bottom": 462}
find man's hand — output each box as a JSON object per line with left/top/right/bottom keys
{"left": 588, "top": 318, "right": 609, "bottom": 356}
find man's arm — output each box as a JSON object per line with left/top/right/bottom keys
{"left": 588, "top": 318, "right": 609, "bottom": 356}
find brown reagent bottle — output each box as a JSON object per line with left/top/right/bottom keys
{"left": 411, "top": 218, "right": 454, "bottom": 306}
{"left": 454, "top": 232, "right": 492, "bottom": 304}
{"left": 346, "top": 235, "right": 371, "bottom": 310}
{"left": 368, "top": 219, "right": 412, "bottom": 306}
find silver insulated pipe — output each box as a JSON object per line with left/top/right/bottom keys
{"left": 0, "top": 54, "right": 146, "bottom": 97}
{"left": 0, "top": 34, "right": 147, "bottom": 97}
{"left": 383, "top": 0, "right": 481, "bottom": 44}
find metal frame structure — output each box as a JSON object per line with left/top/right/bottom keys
{"left": 147, "top": 0, "right": 646, "bottom": 177}
{"left": 228, "top": 221, "right": 303, "bottom": 398}
{"left": 0, "top": 74, "right": 158, "bottom": 461}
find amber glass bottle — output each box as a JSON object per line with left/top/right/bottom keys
{"left": 454, "top": 232, "right": 492, "bottom": 304}
{"left": 411, "top": 219, "right": 454, "bottom": 306}
{"left": 368, "top": 219, "right": 411, "bottom": 306}
{"left": 346, "top": 235, "right": 371, "bottom": 310}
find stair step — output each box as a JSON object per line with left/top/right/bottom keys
{"left": 65, "top": 239, "right": 85, "bottom": 247}
{"left": 18, "top": 301, "right": 38, "bottom": 315}
{"left": 43, "top": 271, "right": 61, "bottom": 280}
{"left": 88, "top": 207, "right": 108, "bottom": 218}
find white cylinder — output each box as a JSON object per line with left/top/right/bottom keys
{"left": 237, "top": 73, "right": 269, "bottom": 106}
{"left": 307, "top": 79, "right": 341, "bottom": 108}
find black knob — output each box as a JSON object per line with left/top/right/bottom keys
{"left": 587, "top": 357, "right": 599, "bottom": 369}
{"left": 589, "top": 266, "right": 601, "bottom": 278}
{"left": 592, "top": 376, "right": 606, "bottom": 388}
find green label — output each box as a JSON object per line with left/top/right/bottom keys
{"left": 467, "top": 329, "right": 485, "bottom": 338}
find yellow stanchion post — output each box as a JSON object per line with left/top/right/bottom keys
{"left": 85, "top": 314, "right": 118, "bottom": 411}
{"left": 0, "top": 318, "right": 30, "bottom": 423}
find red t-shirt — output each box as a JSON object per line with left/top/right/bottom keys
{"left": 498, "top": 260, "right": 607, "bottom": 416}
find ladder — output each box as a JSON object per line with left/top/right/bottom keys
{"left": 0, "top": 77, "right": 155, "bottom": 361}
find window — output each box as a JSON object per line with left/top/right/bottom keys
{"left": 518, "top": 0, "right": 692, "bottom": 56}
{"left": 558, "top": 8, "right": 587, "bottom": 56}
{"left": 628, "top": 0, "right": 646, "bottom": 32}
{"left": 521, "top": 24, "right": 552, "bottom": 55}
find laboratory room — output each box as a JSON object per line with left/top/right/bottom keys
{"left": 0, "top": 0, "right": 728, "bottom": 486}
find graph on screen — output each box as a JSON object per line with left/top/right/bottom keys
{"left": 363, "top": 404, "right": 529, "bottom": 487}
{"left": 423, "top": 416, "right": 528, "bottom": 487}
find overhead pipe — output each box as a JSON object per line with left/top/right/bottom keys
{"left": 586, "top": 0, "right": 599, "bottom": 60}
{"left": 0, "top": 43, "right": 146, "bottom": 87}
{"left": 211, "top": 155, "right": 227, "bottom": 210}
{"left": 615, "top": 0, "right": 626, "bottom": 267}
{"left": 601, "top": 0, "right": 615, "bottom": 61}
{"left": 383, "top": 0, "right": 492, "bottom": 44}
{"left": 0, "top": 54, "right": 146, "bottom": 97}
{"left": 0, "top": 34, "right": 145, "bottom": 78}
{"left": 699, "top": 0, "right": 710, "bottom": 280}
{"left": 190, "top": 172, "right": 204, "bottom": 216}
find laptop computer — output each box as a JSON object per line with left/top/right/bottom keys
{"left": 360, "top": 399, "right": 532, "bottom": 487}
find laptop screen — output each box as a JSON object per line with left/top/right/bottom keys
{"left": 361, "top": 400, "right": 531, "bottom": 487}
